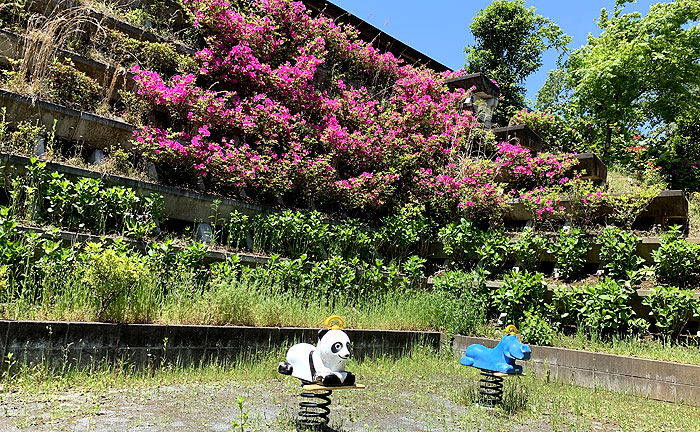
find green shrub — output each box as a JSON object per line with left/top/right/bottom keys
{"left": 598, "top": 227, "right": 643, "bottom": 280}
{"left": 47, "top": 58, "right": 102, "bottom": 111}
{"left": 653, "top": 225, "right": 700, "bottom": 287}
{"left": 77, "top": 242, "right": 152, "bottom": 321}
{"left": 327, "top": 219, "right": 374, "bottom": 261}
{"left": 377, "top": 208, "right": 434, "bottom": 261}
{"left": 40, "top": 172, "right": 163, "bottom": 238}
{"left": 95, "top": 29, "right": 196, "bottom": 76}
{"left": 492, "top": 269, "right": 547, "bottom": 324}
{"left": 513, "top": 227, "right": 547, "bottom": 271}
{"left": 553, "top": 279, "right": 647, "bottom": 336}
{"left": 438, "top": 218, "right": 484, "bottom": 267}
{"left": 475, "top": 229, "right": 513, "bottom": 276}
{"left": 548, "top": 227, "right": 590, "bottom": 280}
{"left": 643, "top": 285, "right": 700, "bottom": 340}
{"left": 519, "top": 311, "right": 555, "bottom": 346}
{"left": 606, "top": 187, "right": 659, "bottom": 229}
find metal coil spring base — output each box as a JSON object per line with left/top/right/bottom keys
{"left": 297, "top": 382, "right": 332, "bottom": 429}
{"left": 479, "top": 369, "right": 504, "bottom": 406}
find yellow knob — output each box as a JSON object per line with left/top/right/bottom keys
{"left": 505, "top": 324, "right": 518, "bottom": 335}
{"left": 324, "top": 315, "right": 345, "bottom": 330}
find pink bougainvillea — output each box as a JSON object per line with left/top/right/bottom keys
{"left": 130, "top": 0, "right": 581, "bottom": 221}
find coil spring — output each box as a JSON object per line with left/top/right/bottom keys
{"left": 297, "top": 382, "right": 332, "bottom": 429}
{"left": 479, "top": 369, "right": 504, "bottom": 406}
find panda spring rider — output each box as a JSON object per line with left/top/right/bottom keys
{"left": 279, "top": 328, "right": 356, "bottom": 386}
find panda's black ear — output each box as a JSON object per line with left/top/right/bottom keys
{"left": 318, "top": 329, "right": 329, "bottom": 340}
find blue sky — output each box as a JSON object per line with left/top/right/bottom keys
{"left": 331, "top": 0, "right": 659, "bottom": 103}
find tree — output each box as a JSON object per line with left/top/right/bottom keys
{"left": 464, "top": 0, "right": 569, "bottom": 122}
{"left": 538, "top": 0, "right": 700, "bottom": 158}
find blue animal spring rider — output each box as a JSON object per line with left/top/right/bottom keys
{"left": 459, "top": 325, "right": 531, "bottom": 405}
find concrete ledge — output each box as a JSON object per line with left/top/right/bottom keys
{"left": 505, "top": 190, "right": 688, "bottom": 226}
{"left": 443, "top": 72, "right": 500, "bottom": 100}
{"left": 492, "top": 124, "right": 544, "bottom": 152}
{"left": 0, "top": 320, "right": 441, "bottom": 369}
{"left": 449, "top": 335, "right": 700, "bottom": 406}
{"left": 0, "top": 90, "right": 135, "bottom": 149}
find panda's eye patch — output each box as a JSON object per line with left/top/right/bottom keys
{"left": 331, "top": 342, "right": 343, "bottom": 353}
{"left": 346, "top": 342, "right": 351, "bottom": 351}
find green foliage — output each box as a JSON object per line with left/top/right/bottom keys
{"left": 598, "top": 227, "right": 643, "bottom": 280}
{"left": 464, "top": 0, "right": 570, "bottom": 119}
{"left": 657, "top": 107, "right": 700, "bottom": 191}
{"left": 509, "top": 108, "right": 576, "bottom": 152}
{"left": 39, "top": 172, "right": 164, "bottom": 238}
{"left": 430, "top": 270, "right": 487, "bottom": 335}
{"left": 606, "top": 186, "right": 659, "bottom": 228}
{"left": 438, "top": 218, "right": 480, "bottom": 264}
{"left": 519, "top": 311, "right": 555, "bottom": 346}
{"left": 95, "top": 29, "right": 196, "bottom": 76}
{"left": 513, "top": 227, "right": 547, "bottom": 271}
{"left": 77, "top": 242, "right": 151, "bottom": 321}
{"left": 492, "top": 269, "right": 546, "bottom": 324}
{"left": 0, "top": 118, "right": 45, "bottom": 155}
{"left": 376, "top": 206, "right": 434, "bottom": 261}
{"left": 552, "top": 279, "right": 647, "bottom": 336}
{"left": 653, "top": 225, "right": 700, "bottom": 287}
{"left": 541, "top": 0, "right": 700, "bottom": 158}
{"left": 643, "top": 285, "right": 700, "bottom": 340}
{"left": 474, "top": 228, "right": 512, "bottom": 276}
{"left": 47, "top": 58, "right": 102, "bottom": 111}
{"left": 548, "top": 227, "right": 591, "bottom": 280}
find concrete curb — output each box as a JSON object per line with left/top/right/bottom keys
{"left": 448, "top": 335, "right": 700, "bottom": 406}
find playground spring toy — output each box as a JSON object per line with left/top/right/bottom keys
{"left": 279, "top": 316, "right": 365, "bottom": 428}
{"left": 459, "top": 325, "right": 531, "bottom": 405}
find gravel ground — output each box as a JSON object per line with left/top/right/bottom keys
{"left": 0, "top": 378, "right": 558, "bottom": 432}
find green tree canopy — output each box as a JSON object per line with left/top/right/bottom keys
{"left": 465, "top": 0, "right": 570, "bottom": 121}
{"left": 538, "top": 0, "right": 700, "bottom": 156}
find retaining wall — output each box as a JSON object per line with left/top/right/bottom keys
{"left": 0, "top": 320, "right": 440, "bottom": 370}
{"left": 449, "top": 335, "right": 700, "bottom": 406}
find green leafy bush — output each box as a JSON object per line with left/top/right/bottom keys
{"left": 47, "top": 58, "right": 102, "bottom": 111}
{"left": 513, "top": 227, "right": 547, "bottom": 271}
{"left": 77, "top": 242, "right": 152, "bottom": 321}
{"left": 606, "top": 187, "right": 659, "bottom": 229}
{"left": 598, "top": 227, "right": 643, "bottom": 280}
{"left": 552, "top": 279, "right": 647, "bottom": 336}
{"left": 548, "top": 227, "right": 590, "bottom": 280}
{"left": 95, "top": 29, "right": 196, "bottom": 76}
{"left": 377, "top": 207, "right": 434, "bottom": 261}
{"left": 519, "top": 311, "right": 555, "bottom": 346}
{"left": 642, "top": 285, "right": 700, "bottom": 339}
{"left": 475, "top": 229, "right": 513, "bottom": 276}
{"left": 438, "top": 218, "right": 481, "bottom": 264}
{"left": 40, "top": 172, "right": 163, "bottom": 238}
{"left": 653, "top": 225, "right": 700, "bottom": 287}
{"left": 492, "top": 269, "right": 547, "bottom": 324}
